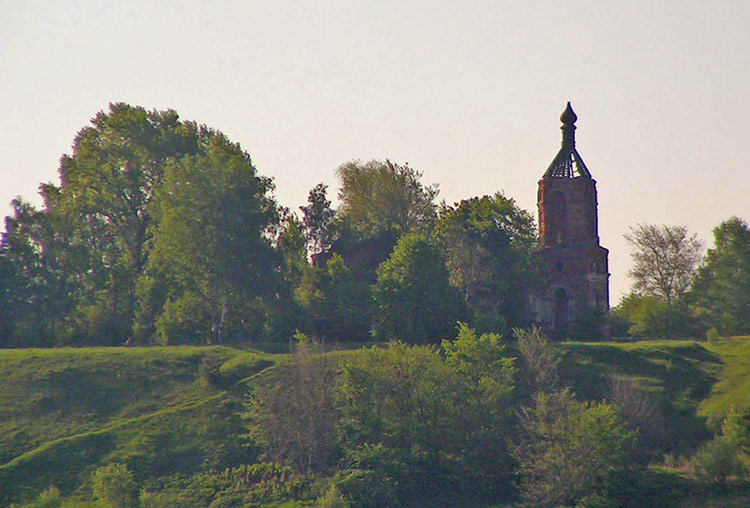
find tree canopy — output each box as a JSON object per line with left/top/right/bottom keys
{"left": 624, "top": 224, "right": 703, "bottom": 305}
{"left": 434, "top": 193, "right": 536, "bottom": 332}
{"left": 336, "top": 159, "right": 438, "bottom": 239}
{"left": 692, "top": 217, "right": 750, "bottom": 335}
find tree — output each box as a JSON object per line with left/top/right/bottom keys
{"left": 514, "top": 389, "right": 637, "bottom": 507}
{"left": 144, "top": 133, "right": 280, "bottom": 344}
{"left": 300, "top": 183, "right": 336, "bottom": 256}
{"left": 91, "top": 463, "right": 138, "bottom": 508}
{"left": 371, "top": 234, "right": 465, "bottom": 343}
{"left": 434, "top": 193, "right": 536, "bottom": 332}
{"left": 0, "top": 197, "right": 78, "bottom": 346}
{"left": 691, "top": 217, "right": 750, "bottom": 335}
{"left": 333, "top": 331, "right": 517, "bottom": 505}
{"left": 612, "top": 292, "right": 702, "bottom": 339}
{"left": 336, "top": 159, "right": 438, "bottom": 238}
{"left": 2, "top": 103, "right": 205, "bottom": 345}
{"left": 246, "top": 338, "right": 339, "bottom": 473}
{"left": 295, "top": 254, "right": 371, "bottom": 342}
{"left": 624, "top": 224, "right": 703, "bottom": 305}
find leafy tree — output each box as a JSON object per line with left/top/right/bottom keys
{"left": 371, "top": 234, "right": 465, "bottom": 343}
{"left": 624, "top": 224, "right": 703, "bottom": 305}
{"left": 51, "top": 103, "right": 203, "bottom": 343}
{"left": 334, "top": 333, "right": 517, "bottom": 505}
{"left": 514, "top": 389, "right": 637, "bottom": 507}
{"left": 434, "top": 193, "right": 536, "bottom": 333}
{"left": 336, "top": 159, "right": 438, "bottom": 238}
{"left": 0, "top": 198, "right": 77, "bottom": 346}
{"left": 691, "top": 217, "right": 750, "bottom": 335}
{"left": 612, "top": 293, "right": 702, "bottom": 339}
{"left": 442, "top": 324, "right": 517, "bottom": 499}
{"left": 300, "top": 183, "right": 336, "bottom": 256}
{"left": 91, "top": 463, "right": 138, "bottom": 508}
{"left": 296, "top": 254, "right": 371, "bottom": 342}
{"left": 145, "top": 133, "right": 280, "bottom": 344}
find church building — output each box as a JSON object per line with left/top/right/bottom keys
{"left": 532, "top": 103, "right": 609, "bottom": 337}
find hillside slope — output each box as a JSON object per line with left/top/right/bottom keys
{"left": 0, "top": 338, "right": 748, "bottom": 506}
{"left": 0, "top": 347, "right": 276, "bottom": 505}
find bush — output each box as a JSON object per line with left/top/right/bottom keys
{"left": 514, "top": 390, "right": 638, "bottom": 507}
{"left": 92, "top": 463, "right": 139, "bottom": 508}
{"left": 706, "top": 327, "right": 720, "bottom": 344}
{"left": 692, "top": 437, "right": 742, "bottom": 486}
{"left": 13, "top": 486, "right": 62, "bottom": 508}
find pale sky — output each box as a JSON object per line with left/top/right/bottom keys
{"left": 2, "top": 1, "right": 749, "bottom": 304}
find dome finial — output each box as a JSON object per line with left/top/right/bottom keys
{"left": 560, "top": 102, "right": 577, "bottom": 125}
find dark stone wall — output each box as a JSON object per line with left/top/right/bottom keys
{"left": 534, "top": 176, "right": 609, "bottom": 337}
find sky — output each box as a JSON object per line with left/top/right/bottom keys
{"left": 1, "top": 1, "right": 749, "bottom": 304}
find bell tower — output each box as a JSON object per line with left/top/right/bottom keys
{"left": 533, "top": 103, "right": 609, "bottom": 337}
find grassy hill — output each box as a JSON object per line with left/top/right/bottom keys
{"left": 0, "top": 346, "right": 276, "bottom": 505}
{"left": 0, "top": 337, "right": 749, "bottom": 506}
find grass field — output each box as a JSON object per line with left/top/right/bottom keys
{"left": 0, "top": 337, "right": 749, "bottom": 506}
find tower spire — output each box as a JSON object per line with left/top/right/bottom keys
{"left": 543, "top": 102, "right": 591, "bottom": 179}
{"left": 560, "top": 102, "right": 577, "bottom": 148}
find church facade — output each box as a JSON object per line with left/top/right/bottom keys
{"left": 532, "top": 103, "right": 609, "bottom": 337}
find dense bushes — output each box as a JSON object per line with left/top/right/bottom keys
{"left": 244, "top": 326, "right": 670, "bottom": 507}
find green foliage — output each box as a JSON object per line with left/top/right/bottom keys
{"left": 514, "top": 389, "right": 637, "bottom": 507}
{"left": 316, "top": 484, "right": 350, "bottom": 508}
{"left": 139, "top": 463, "right": 310, "bottom": 508}
{"left": 296, "top": 255, "right": 372, "bottom": 342}
{"left": 336, "top": 159, "right": 438, "bottom": 238}
{"left": 692, "top": 217, "right": 750, "bottom": 336}
{"left": 434, "top": 193, "right": 536, "bottom": 333}
{"left": 624, "top": 224, "right": 703, "bottom": 305}
{"left": 334, "top": 336, "right": 517, "bottom": 505}
{"left": 569, "top": 303, "right": 605, "bottom": 341}
{"left": 145, "top": 133, "right": 280, "bottom": 344}
{"left": 372, "top": 234, "right": 466, "bottom": 343}
{"left": 612, "top": 293, "right": 703, "bottom": 339}
{"left": 692, "top": 407, "right": 750, "bottom": 486}
{"left": 300, "top": 183, "right": 337, "bottom": 256}
{"left": 13, "top": 486, "right": 63, "bottom": 508}
{"left": 92, "top": 463, "right": 138, "bottom": 508}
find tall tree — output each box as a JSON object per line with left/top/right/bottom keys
{"left": 40, "top": 103, "right": 202, "bottom": 343}
{"left": 434, "top": 193, "right": 536, "bottom": 332}
{"left": 299, "top": 183, "right": 336, "bottom": 256}
{"left": 624, "top": 224, "right": 703, "bottom": 305}
{"left": 692, "top": 217, "right": 750, "bottom": 335}
{"left": 145, "top": 133, "right": 280, "bottom": 344}
{"left": 336, "top": 159, "right": 438, "bottom": 238}
{"left": 295, "top": 254, "right": 372, "bottom": 342}
{"left": 371, "top": 234, "right": 465, "bottom": 343}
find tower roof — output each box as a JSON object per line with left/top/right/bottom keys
{"left": 543, "top": 102, "right": 592, "bottom": 179}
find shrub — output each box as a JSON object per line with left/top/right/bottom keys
{"left": 91, "top": 463, "right": 139, "bottom": 508}
{"left": 14, "top": 486, "right": 62, "bottom": 508}
{"left": 706, "top": 327, "right": 720, "bottom": 344}
{"left": 692, "top": 437, "right": 742, "bottom": 486}
{"left": 514, "top": 390, "right": 638, "bottom": 507}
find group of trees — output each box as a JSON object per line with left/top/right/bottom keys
{"left": 0, "top": 103, "right": 537, "bottom": 347}
{"left": 246, "top": 328, "right": 660, "bottom": 507}
{"left": 614, "top": 219, "right": 750, "bottom": 338}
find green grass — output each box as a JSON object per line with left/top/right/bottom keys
{"left": 2, "top": 338, "right": 750, "bottom": 506}
{"left": 700, "top": 336, "right": 750, "bottom": 427}
{"left": 0, "top": 346, "right": 276, "bottom": 505}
